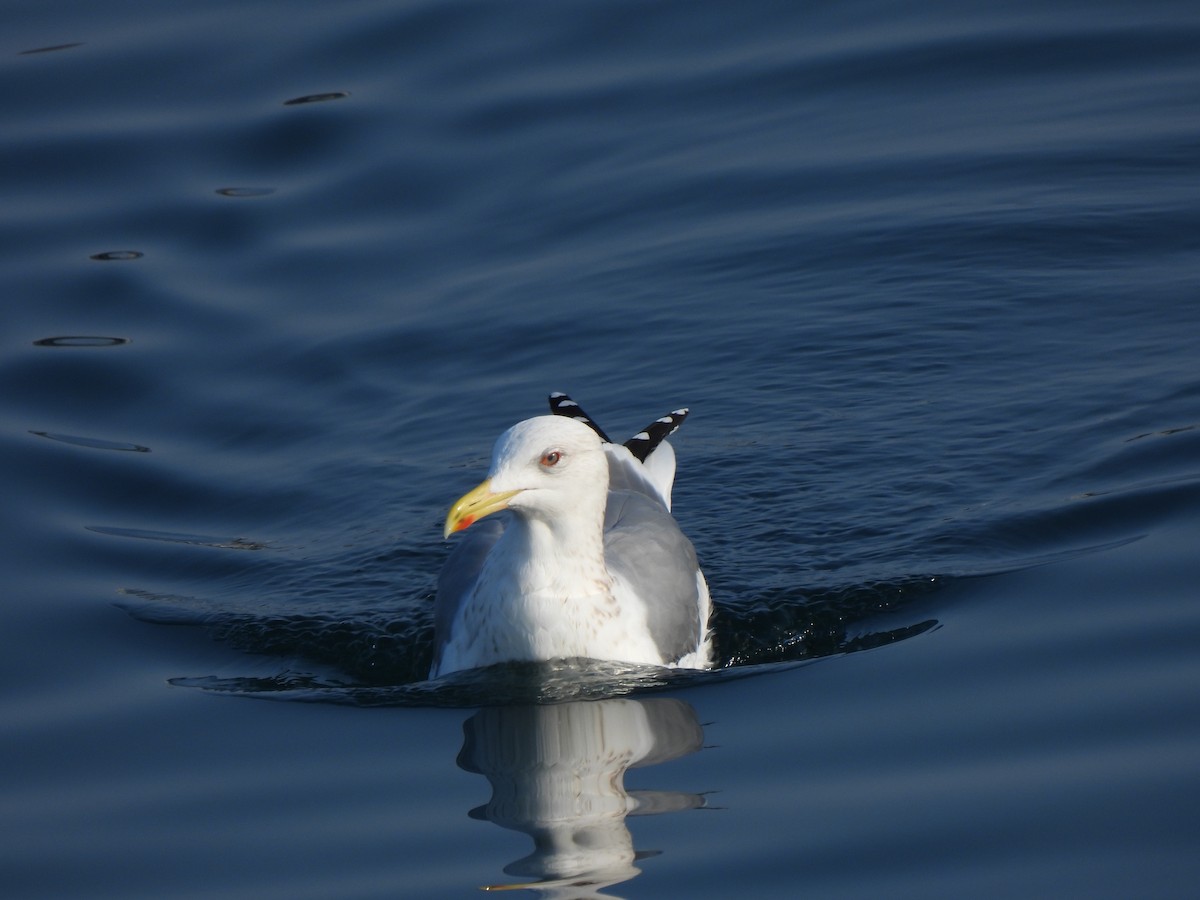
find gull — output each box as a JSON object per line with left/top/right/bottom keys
{"left": 430, "top": 394, "right": 712, "bottom": 678}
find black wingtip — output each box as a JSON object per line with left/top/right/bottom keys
{"left": 623, "top": 408, "right": 689, "bottom": 462}
{"left": 547, "top": 392, "right": 613, "bottom": 443}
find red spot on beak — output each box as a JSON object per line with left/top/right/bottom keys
{"left": 459, "top": 515, "right": 475, "bottom": 531}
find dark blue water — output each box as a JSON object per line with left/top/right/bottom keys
{"left": 3, "top": 1, "right": 1199, "bottom": 896}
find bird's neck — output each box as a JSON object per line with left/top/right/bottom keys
{"left": 504, "top": 504, "right": 611, "bottom": 599}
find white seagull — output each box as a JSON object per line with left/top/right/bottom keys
{"left": 430, "top": 394, "right": 713, "bottom": 679}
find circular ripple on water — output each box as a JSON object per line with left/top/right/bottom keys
{"left": 282, "top": 91, "right": 350, "bottom": 106}
{"left": 32, "top": 335, "right": 131, "bottom": 348}
{"left": 215, "top": 187, "right": 276, "bottom": 198}
{"left": 89, "top": 250, "right": 143, "bottom": 261}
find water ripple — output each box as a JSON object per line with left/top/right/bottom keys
{"left": 88, "top": 250, "right": 143, "bottom": 261}
{"left": 215, "top": 186, "right": 276, "bottom": 198}
{"left": 30, "top": 431, "right": 149, "bottom": 453}
{"left": 122, "top": 574, "right": 943, "bottom": 708}
{"left": 282, "top": 91, "right": 350, "bottom": 106}
{"left": 32, "top": 336, "right": 130, "bottom": 348}
{"left": 18, "top": 42, "right": 84, "bottom": 55}
{"left": 88, "top": 527, "right": 268, "bottom": 550}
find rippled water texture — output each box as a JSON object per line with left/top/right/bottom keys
{"left": 2, "top": 1, "right": 1199, "bottom": 897}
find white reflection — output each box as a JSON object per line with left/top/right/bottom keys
{"left": 458, "top": 697, "right": 707, "bottom": 898}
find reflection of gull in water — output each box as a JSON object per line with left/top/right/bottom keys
{"left": 458, "top": 698, "right": 707, "bottom": 897}
{"left": 432, "top": 394, "right": 712, "bottom": 678}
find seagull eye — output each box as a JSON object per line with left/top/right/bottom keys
{"left": 539, "top": 450, "right": 563, "bottom": 468}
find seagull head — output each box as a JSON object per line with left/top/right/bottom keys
{"left": 443, "top": 415, "right": 609, "bottom": 538}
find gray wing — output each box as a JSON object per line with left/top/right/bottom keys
{"left": 433, "top": 517, "right": 504, "bottom": 669}
{"left": 603, "top": 488, "right": 704, "bottom": 664}
{"left": 605, "top": 440, "right": 675, "bottom": 509}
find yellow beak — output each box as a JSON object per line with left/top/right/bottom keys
{"left": 443, "top": 479, "right": 521, "bottom": 538}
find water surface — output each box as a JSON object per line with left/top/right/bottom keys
{"left": 2, "top": 1, "right": 1198, "bottom": 897}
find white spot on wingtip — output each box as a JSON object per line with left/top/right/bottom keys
{"left": 632, "top": 431, "right": 650, "bottom": 440}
